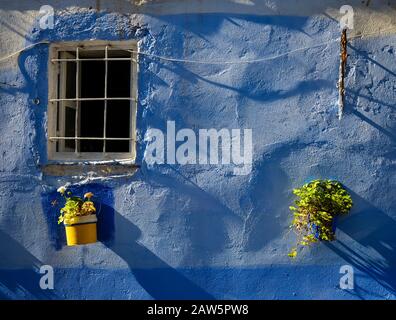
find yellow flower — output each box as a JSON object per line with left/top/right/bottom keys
{"left": 288, "top": 248, "right": 298, "bottom": 259}
{"left": 81, "top": 201, "right": 96, "bottom": 215}
{"left": 84, "top": 192, "right": 94, "bottom": 199}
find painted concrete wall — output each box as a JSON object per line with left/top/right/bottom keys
{"left": 0, "top": 0, "right": 395, "bottom": 299}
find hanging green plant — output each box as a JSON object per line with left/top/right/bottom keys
{"left": 288, "top": 179, "right": 353, "bottom": 258}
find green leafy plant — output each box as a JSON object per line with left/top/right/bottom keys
{"left": 57, "top": 186, "right": 96, "bottom": 225}
{"left": 288, "top": 179, "right": 353, "bottom": 258}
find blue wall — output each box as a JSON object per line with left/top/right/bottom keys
{"left": 0, "top": 6, "right": 395, "bottom": 299}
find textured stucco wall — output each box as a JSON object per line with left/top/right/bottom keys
{"left": 0, "top": 0, "right": 395, "bottom": 299}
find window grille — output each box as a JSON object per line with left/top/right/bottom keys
{"left": 47, "top": 41, "right": 138, "bottom": 161}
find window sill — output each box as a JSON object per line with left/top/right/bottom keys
{"left": 41, "top": 162, "right": 140, "bottom": 177}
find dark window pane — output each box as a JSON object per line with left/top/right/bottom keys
{"left": 80, "top": 101, "right": 104, "bottom": 152}
{"left": 106, "top": 100, "right": 130, "bottom": 138}
{"left": 80, "top": 140, "right": 104, "bottom": 153}
{"left": 107, "top": 50, "right": 130, "bottom": 58}
{"left": 79, "top": 50, "right": 105, "bottom": 59}
{"left": 64, "top": 106, "right": 76, "bottom": 151}
{"left": 107, "top": 60, "right": 131, "bottom": 97}
{"left": 106, "top": 100, "right": 130, "bottom": 152}
{"left": 106, "top": 140, "right": 129, "bottom": 153}
{"left": 65, "top": 62, "right": 76, "bottom": 99}
{"left": 64, "top": 107, "right": 76, "bottom": 137}
{"left": 80, "top": 61, "right": 105, "bottom": 98}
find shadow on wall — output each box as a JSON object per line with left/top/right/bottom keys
{"left": 0, "top": 230, "right": 58, "bottom": 299}
{"left": 331, "top": 44, "right": 396, "bottom": 297}
{"left": 157, "top": 60, "right": 333, "bottom": 104}
{"left": 141, "top": 164, "right": 240, "bottom": 261}
{"left": 240, "top": 143, "right": 292, "bottom": 251}
{"left": 103, "top": 204, "right": 215, "bottom": 300}
{"left": 346, "top": 43, "right": 396, "bottom": 143}
{"left": 0, "top": 44, "right": 49, "bottom": 172}
{"left": 155, "top": 14, "right": 310, "bottom": 39}
{"left": 327, "top": 189, "right": 396, "bottom": 298}
{"left": 41, "top": 183, "right": 214, "bottom": 300}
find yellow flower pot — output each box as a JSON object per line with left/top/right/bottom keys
{"left": 64, "top": 215, "right": 98, "bottom": 246}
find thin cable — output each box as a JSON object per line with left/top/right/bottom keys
{"left": 1, "top": 27, "right": 396, "bottom": 64}
{"left": 348, "top": 25, "right": 396, "bottom": 40}
{"left": 0, "top": 41, "right": 50, "bottom": 63}
{"left": 130, "top": 26, "right": 396, "bottom": 64}
{"left": 131, "top": 38, "right": 338, "bottom": 64}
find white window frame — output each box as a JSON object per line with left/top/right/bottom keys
{"left": 47, "top": 40, "right": 138, "bottom": 162}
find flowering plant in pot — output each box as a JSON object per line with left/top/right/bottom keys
{"left": 288, "top": 179, "right": 353, "bottom": 258}
{"left": 57, "top": 186, "right": 97, "bottom": 246}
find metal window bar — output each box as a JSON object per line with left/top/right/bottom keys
{"left": 103, "top": 45, "right": 108, "bottom": 152}
{"left": 55, "top": 50, "right": 60, "bottom": 152}
{"left": 50, "top": 98, "right": 136, "bottom": 102}
{"left": 129, "top": 49, "right": 136, "bottom": 154}
{"left": 49, "top": 137, "right": 135, "bottom": 141}
{"left": 52, "top": 45, "right": 135, "bottom": 154}
{"left": 52, "top": 58, "right": 136, "bottom": 62}
{"left": 75, "top": 46, "right": 80, "bottom": 154}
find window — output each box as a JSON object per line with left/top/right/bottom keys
{"left": 47, "top": 41, "right": 138, "bottom": 161}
